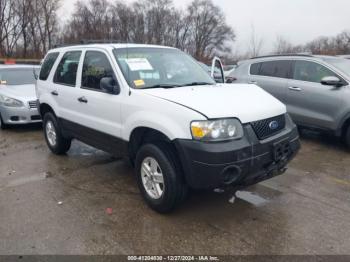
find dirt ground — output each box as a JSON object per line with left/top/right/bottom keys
{"left": 0, "top": 125, "right": 349, "bottom": 255}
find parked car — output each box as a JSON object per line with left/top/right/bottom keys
{"left": 36, "top": 44, "right": 300, "bottom": 213}
{"left": 0, "top": 65, "right": 41, "bottom": 129}
{"left": 231, "top": 54, "right": 350, "bottom": 147}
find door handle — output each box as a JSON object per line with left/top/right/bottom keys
{"left": 51, "top": 90, "right": 59, "bottom": 96}
{"left": 288, "top": 86, "right": 302, "bottom": 91}
{"left": 249, "top": 81, "right": 258, "bottom": 84}
{"left": 77, "top": 96, "right": 88, "bottom": 103}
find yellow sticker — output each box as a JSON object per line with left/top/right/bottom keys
{"left": 134, "top": 79, "right": 145, "bottom": 87}
{"left": 0, "top": 80, "right": 7, "bottom": 85}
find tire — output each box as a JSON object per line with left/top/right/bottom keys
{"left": 0, "top": 114, "right": 8, "bottom": 130}
{"left": 135, "top": 143, "right": 188, "bottom": 213}
{"left": 43, "top": 112, "right": 71, "bottom": 155}
{"left": 345, "top": 126, "right": 350, "bottom": 149}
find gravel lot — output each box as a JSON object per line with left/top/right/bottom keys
{"left": 0, "top": 125, "right": 349, "bottom": 255}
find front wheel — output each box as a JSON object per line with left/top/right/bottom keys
{"left": 135, "top": 143, "right": 188, "bottom": 213}
{"left": 0, "top": 114, "right": 8, "bottom": 130}
{"left": 345, "top": 126, "right": 350, "bottom": 149}
{"left": 43, "top": 112, "right": 71, "bottom": 155}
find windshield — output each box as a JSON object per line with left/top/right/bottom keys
{"left": 113, "top": 48, "right": 215, "bottom": 89}
{"left": 324, "top": 58, "right": 350, "bottom": 76}
{"left": 0, "top": 68, "right": 40, "bottom": 85}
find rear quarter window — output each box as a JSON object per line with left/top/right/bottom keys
{"left": 39, "top": 52, "right": 59, "bottom": 81}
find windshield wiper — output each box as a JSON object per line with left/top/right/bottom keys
{"left": 180, "top": 82, "right": 214, "bottom": 87}
{"left": 138, "top": 84, "right": 181, "bottom": 89}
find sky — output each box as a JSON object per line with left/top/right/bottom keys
{"left": 59, "top": 0, "right": 350, "bottom": 54}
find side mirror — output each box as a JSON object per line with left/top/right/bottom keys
{"left": 321, "top": 76, "right": 344, "bottom": 87}
{"left": 100, "top": 77, "right": 120, "bottom": 94}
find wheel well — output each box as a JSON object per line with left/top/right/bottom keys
{"left": 39, "top": 103, "right": 55, "bottom": 117}
{"left": 128, "top": 127, "right": 173, "bottom": 162}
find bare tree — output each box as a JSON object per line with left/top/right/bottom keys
{"left": 273, "top": 35, "right": 304, "bottom": 55}
{"left": 247, "top": 24, "right": 263, "bottom": 58}
{"left": 62, "top": 0, "right": 235, "bottom": 63}
{"left": 186, "top": 0, "right": 235, "bottom": 61}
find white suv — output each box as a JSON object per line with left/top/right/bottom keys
{"left": 36, "top": 44, "right": 300, "bottom": 213}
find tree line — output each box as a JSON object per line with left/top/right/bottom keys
{"left": 273, "top": 31, "right": 350, "bottom": 56}
{"left": 62, "top": 0, "right": 235, "bottom": 62}
{"left": 0, "top": 0, "right": 349, "bottom": 62}
{"left": 0, "top": 0, "right": 235, "bottom": 62}
{"left": 0, "top": 0, "right": 61, "bottom": 58}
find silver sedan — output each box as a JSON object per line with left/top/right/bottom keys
{"left": 0, "top": 65, "right": 41, "bottom": 129}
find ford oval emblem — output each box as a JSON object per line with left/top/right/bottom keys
{"left": 269, "top": 121, "right": 279, "bottom": 130}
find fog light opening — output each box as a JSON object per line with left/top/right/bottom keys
{"left": 222, "top": 166, "right": 241, "bottom": 185}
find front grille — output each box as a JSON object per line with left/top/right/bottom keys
{"left": 251, "top": 114, "right": 286, "bottom": 140}
{"left": 28, "top": 100, "right": 38, "bottom": 109}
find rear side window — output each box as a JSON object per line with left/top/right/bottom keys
{"left": 39, "top": 52, "right": 59, "bottom": 81}
{"left": 293, "top": 60, "right": 337, "bottom": 83}
{"left": 82, "top": 51, "right": 115, "bottom": 91}
{"left": 259, "top": 60, "right": 292, "bottom": 78}
{"left": 54, "top": 51, "right": 81, "bottom": 86}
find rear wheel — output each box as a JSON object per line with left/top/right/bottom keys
{"left": 135, "top": 143, "right": 188, "bottom": 213}
{"left": 43, "top": 112, "right": 71, "bottom": 155}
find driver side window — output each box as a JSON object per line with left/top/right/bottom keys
{"left": 82, "top": 51, "right": 115, "bottom": 91}
{"left": 293, "top": 60, "right": 337, "bottom": 83}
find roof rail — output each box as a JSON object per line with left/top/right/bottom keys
{"left": 53, "top": 39, "right": 131, "bottom": 48}
{"left": 80, "top": 39, "right": 129, "bottom": 44}
{"left": 250, "top": 53, "right": 313, "bottom": 60}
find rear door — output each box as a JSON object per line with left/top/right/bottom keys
{"left": 247, "top": 60, "right": 292, "bottom": 104}
{"left": 286, "top": 60, "right": 346, "bottom": 129}
{"left": 52, "top": 50, "right": 83, "bottom": 121}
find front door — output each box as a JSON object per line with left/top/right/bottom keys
{"left": 75, "top": 49, "right": 123, "bottom": 143}
{"left": 286, "top": 60, "right": 345, "bottom": 130}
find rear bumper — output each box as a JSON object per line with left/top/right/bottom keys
{"left": 0, "top": 105, "right": 41, "bottom": 125}
{"left": 174, "top": 115, "right": 300, "bottom": 189}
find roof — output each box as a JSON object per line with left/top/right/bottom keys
{"left": 249, "top": 53, "right": 314, "bottom": 60}
{"left": 50, "top": 43, "right": 176, "bottom": 53}
{"left": 240, "top": 54, "right": 350, "bottom": 64}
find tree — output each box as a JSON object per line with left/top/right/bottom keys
{"left": 247, "top": 24, "right": 263, "bottom": 58}
{"left": 186, "top": 0, "right": 235, "bottom": 61}
{"left": 273, "top": 35, "right": 304, "bottom": 55}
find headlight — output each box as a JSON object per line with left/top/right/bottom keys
{"left": 0, "top": 95, "right": 24, "bottom": 107}
{"left": 191, "top": 119, "right": 244, "bottom": 141}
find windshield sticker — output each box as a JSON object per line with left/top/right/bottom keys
{"left": 134, "top": 79, "right": 145, "bottom": 87}
{"left": 0, "top": 80, "right": 7, "bottom": 85}
{"left": 126, "top": 58, "right": 153, "bottom": 71}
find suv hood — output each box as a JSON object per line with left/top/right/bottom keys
{"left": 0, "top": 84, "right": 37, "bottom": 100}
{"left": 141, "top": 84, "right": 286, "bottom": 123}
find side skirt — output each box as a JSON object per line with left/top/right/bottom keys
{"left": 59, "top": 118, "right": 128, "bottom": 157}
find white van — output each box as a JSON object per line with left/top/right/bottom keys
{"left": 36, "top": 44, "right": 300, "bottom": 213}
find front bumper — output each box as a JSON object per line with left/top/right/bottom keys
{"left": 0, "top": 105, "right": 41, "bottom": 125}
{"left": 174, "top": 115, "right": 300, "bottom": 189}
